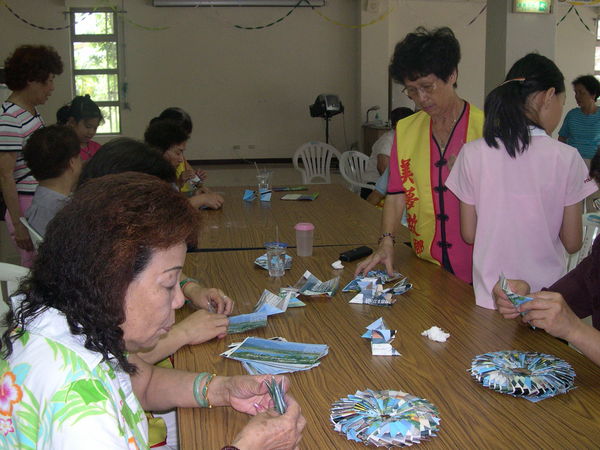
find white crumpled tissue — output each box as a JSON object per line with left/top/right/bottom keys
{"left": 331, "top": 260, "right": 344, "bottom": 270}
{"left": 421, "top": 326, "right": 450, "bottom": 343}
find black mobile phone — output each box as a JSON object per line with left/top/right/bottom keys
{"left": 339, "top": 246, "right": 373, "bottom": 262}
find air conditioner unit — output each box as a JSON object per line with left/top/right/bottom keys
{"left": 153, "top": 0, "right": 325, "bottom": 6}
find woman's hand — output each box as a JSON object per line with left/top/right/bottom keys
{"left": 185, "top": 284, "right": 234, "bottom": 315}
{"left": 190, "top": 192, "right": 224, "bottom": 210}
{"left": 520, "top": 291, "right": 581, "bottom": 341}
{"left": 178, "top": 168, "right": 196, "bottom": 184}
{"left": 14, "top": 221, "right": 34, "bottom": 251}
{"left": 231, "top": 395, "right": 306, "bottom": 450}
{"left": 492, "top": 278, "right": 530, "bottom": 319}
{"left": 208, "top": 374, "right": 287, "bottom": 412}
{"left": 355, "top": 240, "right": 395, "bottom": 276}
{"left": 177, "top": 309, "right": 229, "bottom": 343}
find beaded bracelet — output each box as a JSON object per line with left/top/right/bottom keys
{"left": 378, "top": 233, "right": 396, "bottom": 245}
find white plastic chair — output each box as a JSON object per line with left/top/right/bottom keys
{"left": 292, "top": 141, "right": 341, "bottom": 184}
{"left": 0, "top": 263, "right": 29, "bottom": 333}
{"left": 339, "top": 151, "right": 372, "bottom": 193}
{"left": 566, "top": 213, "right": 600, "bottom": 271}
{"left": 19, "top": 216, "right": 43, "bottom": 250}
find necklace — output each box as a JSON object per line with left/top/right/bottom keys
{"left": 434, "top": 101, "right": 463, "bottom": 154}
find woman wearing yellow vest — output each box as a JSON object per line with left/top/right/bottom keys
{"left": 357, "top": 27, "right": 483, "bottom": 283}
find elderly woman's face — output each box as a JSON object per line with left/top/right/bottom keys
{"left": 574, "top": 83, "right": 595, "bottom": 108}
{"left": 121, "top": 243, "right": 187, "bottom": 351}
{"left": 403, "top": 71, "right": 457, "bottom": 117}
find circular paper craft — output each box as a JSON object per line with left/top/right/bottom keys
{"left": 470, "top": 350, "right": 575, "bottom": 399}
{"left": 330, "top": 389, "right": 440, "bottom": 447}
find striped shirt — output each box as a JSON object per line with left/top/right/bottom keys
{"left": 0, "top": 101, "right": 43, "bottom": 194}
{"left": 558, "top": 107, "right": 600, "bottom": 160}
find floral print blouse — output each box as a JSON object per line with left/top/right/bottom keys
{"left": 0, "top": 304, "right": 148, "bottom": 449}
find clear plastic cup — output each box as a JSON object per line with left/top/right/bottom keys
{"left": 265, "top": 242, "right": 287, "bottom": 277}
{"left": 257, "top": 170, "right": 272, "bottom": 194}
{"left": 294, "top": 222, "right": 315, "bottom": 257}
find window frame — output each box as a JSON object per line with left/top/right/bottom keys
{"left": 69, "top": 7, "right": 122, "bottom": 135}
{"left": 596, "top": 17, "right": 600, "bottom": 81}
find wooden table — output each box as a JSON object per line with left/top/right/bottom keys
{"left": 175, "top": 244, "right": 600, "bottom": 449}
{"left": 197, "top": 184, "right": 402, "bottom": 250}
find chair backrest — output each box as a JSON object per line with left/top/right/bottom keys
{"left": 19, "top": 216, "right": 43, "bottom": 250}
{"left": 292, "top": 141, "right": 341, "bottom": 184}
{"left": 339, "top": 151, "right": 372, "bottom": 193}
{"left": 0, "top": 263, "right": 29, "bottom": 332}
{"left": 566, "top": 213, "right": 600, "bottom": 271}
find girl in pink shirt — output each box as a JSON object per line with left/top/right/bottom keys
{"left": 447, "top": 53, "right": 597, "bottom": 309}
{"left": 57, "top": 95, "right": 103, "bottom": 161}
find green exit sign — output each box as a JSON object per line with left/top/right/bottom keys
{"left": 513, "top": 0, "right": 552, "bottom": 13}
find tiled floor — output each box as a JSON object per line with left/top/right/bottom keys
{"left": 0, "top": 163, "right": 348, "bottom": 265}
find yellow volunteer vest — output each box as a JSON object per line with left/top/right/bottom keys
{"left": 395, "top": 104, "right": 484, "bottom": 264}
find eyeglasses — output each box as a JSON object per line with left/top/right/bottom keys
{"left": 402, "top": 82, "right": 437, "bottom": 99}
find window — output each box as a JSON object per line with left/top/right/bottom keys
{"left": 70, "top": 9, "right": 121, "bottom": 134}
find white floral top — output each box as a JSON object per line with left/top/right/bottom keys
{"left": 0, "top": 305, "right": 148, "bottom": 449}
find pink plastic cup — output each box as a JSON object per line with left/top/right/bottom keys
{"left": 294, "top": 222, "right": 315, "bottom": 257}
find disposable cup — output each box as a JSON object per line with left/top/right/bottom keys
{"left": 265, "top": 242, "right": 287, "bottom": 277}
{"left": 294, "top": 222, "right": 315, "bottom": 257}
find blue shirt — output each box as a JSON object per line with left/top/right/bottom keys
{"left": 558, "top": 107, "right": 600, "bottom": 159}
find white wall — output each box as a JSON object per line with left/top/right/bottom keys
{"left": 360, "top": 0, "right": 597, "bottom": 131}
{"left": 1, "top": 0, "right": 360, "bottom": 159}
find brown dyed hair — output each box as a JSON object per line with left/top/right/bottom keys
{"left": 4, "top": 45, "right": 63, "bottom": 91}
{"left": 1, "top": 173, "right": 200, "bottom": 374}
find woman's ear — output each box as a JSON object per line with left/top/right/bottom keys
{"left": 66, "top": 116, "right": 77, "bottom": 127}
{"left": 543, "top": 87, "right": 556, "bottom": 107}
{"left": 449, "top": 69, "right": 458, "bottom": 86}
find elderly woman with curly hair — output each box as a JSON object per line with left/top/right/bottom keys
{"left": 0, "top": 173, "right": 305, "bottom": 449}
{"left": 0, "top": 44, "right": 63, "bottom": 267}
{"left": 357, "top": 27, "right": 484, "bottom": 283}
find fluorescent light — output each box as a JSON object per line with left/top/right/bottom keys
{"left": 153, "top": 0, "right": 325, "bottom": 6}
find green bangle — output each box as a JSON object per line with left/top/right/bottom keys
{"left": 193, "top": 372, "right": 210, "bottom": 408}
{"left": 202, "top": 373, "right": 216, "bottom": 408}
{"left": 180, "top": 277, "right": 199, "bottom": 290}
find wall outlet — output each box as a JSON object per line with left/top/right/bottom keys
{"left": 248, "top": 144, "right": 256, "bottom": 149}
{"left": 233, "top": 145, "right": 241, "bottom": 150}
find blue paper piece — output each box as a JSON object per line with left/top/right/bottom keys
{"left": 255, "top": 303, "right": 284, "bottom": 316}
{"left": 259, "top": 188, "right": 272, "bottom": 202}
{"left": 366, "top": 318, "right": 385, "bottom": 330}
{"left": 243, "top": 189, "right": 256, "bottom": 201}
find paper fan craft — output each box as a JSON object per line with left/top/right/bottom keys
{"left": 330, "top": 389, "right": 440, "bottom": 447}
{"left": 469, "top": 350, "right": 575, "bottom": 402}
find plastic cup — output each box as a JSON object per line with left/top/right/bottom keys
{"left": 265, "top": 242, "right": 287, "bottom": 277}
{"left": 257, "top": 170, "right": 272, "bottom": 194}
{"left": 294, "top": 222, "right": 315, "bottom": 257}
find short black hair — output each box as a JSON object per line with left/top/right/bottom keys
{"left": 144, "top": 119, "right": 188, "bottom": 153}
{"left": 156, "top": 107, "right": 193, "bottom": 136}
{"left": 573, "top": 75, "right": 600, "bottom": 101}
{"left": 23, "top": 125, "right": 80, "bottom": 180}
{"left": 390, "top": 107, "right": 414, "bottom": 127}
{"left": 389, "top": 27, "right": 460, "bottom": 84}
{"left": 77, "top": 138, "right": 176, "bottom": 188}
